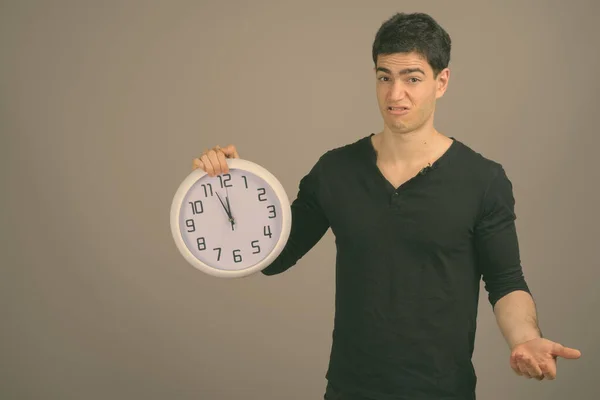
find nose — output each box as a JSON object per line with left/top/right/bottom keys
{"left": 388, "top": 81, "right": 407, "bottom": 102}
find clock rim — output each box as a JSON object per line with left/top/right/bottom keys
{"left": 170, "top": 158, "right": 292, "bottom": 278}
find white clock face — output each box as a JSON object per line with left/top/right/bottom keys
{"left": 178, "top": 168, "right": 283, "bottom": 271}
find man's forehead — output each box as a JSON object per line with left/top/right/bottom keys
{"left": 376, "top": 53, "right": 430, "bottom": 74}
{"left": 377, "top": 53, "right": 427, "bottom": 67}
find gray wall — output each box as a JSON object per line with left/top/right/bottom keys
{"left": 2, "top": 1, "right": 598, "bottom": 399}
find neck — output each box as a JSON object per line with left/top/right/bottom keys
{"left": 373, "top": 126, "right": 447, "bottom": 167}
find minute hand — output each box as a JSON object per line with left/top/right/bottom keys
{"left": 216, "top": 192, "right": 234, "bottom": 225}
{"left": 226, "top": 195, "right": 234, "bottom": 220}
{"left": 225, "top": 185, "right": 235, "bottom": 231}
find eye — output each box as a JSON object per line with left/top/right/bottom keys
{"left": 408, "top": 77, "right": 421, "bottom": 83}
{"left": 378, "top": 76, "right": 390, "bottom": 82}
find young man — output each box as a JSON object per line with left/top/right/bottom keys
{"left": 193, "top": 12, "right": 581, "bottom": 400}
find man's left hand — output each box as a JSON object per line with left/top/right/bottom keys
{"left": 509, "top": 338, "right": 581, "bottom": 380}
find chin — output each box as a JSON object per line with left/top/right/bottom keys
{"left": 385, "top": 120, "right": 410, "bottom": 132}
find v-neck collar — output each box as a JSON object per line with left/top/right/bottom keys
{"left": 362, "top": 133, "right": 460, "bottom": 192}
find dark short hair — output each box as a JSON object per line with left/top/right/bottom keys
{"left": 372, "top": 12, "right": 451, "bottom": 77}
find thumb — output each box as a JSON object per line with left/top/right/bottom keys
{"left": 221, "top": 144, "right": 239, "bottom": 159}
{"left": 552, "top": 343, "right": 582, "bottom": 359}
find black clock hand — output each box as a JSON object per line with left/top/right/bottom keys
{"left": 215, "top": 192, "right": 234, "bottom": 230}
{"left": 225, "top": 186, "right": 235, "bottom": 231}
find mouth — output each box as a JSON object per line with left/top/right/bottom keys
{"left": 387, "top": 106, "right": 410, "bottom": 115}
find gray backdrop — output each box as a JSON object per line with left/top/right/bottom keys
{"left": 2, "top": 1, "right": 598, "bottom": 399}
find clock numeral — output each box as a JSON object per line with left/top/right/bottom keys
{"left": 233, "top": 249, "right": 242, "bottom": 263}
{"left": 242, "top": 175, "right": 248, "bottom": 189}
{"left": 267, "top": 205, "right": 276, "bottom": 219}
{"left": 257, "top": 188, "right": 267, "bottom": 202}
{"left": 185, "top": 219, "right": 196, "bottom": 232}
{"left": 189, "top": 200, "right": 204, "bottom": 215}
{"left": 264, "top": 225, "right": 272, "bottom": 238}
{"left": 201, "top": 183, "right": 213, "bottom": 197}
{"left": 251, "top": 240, "right": 261, "bottom": 254}
{"left": 197, "top": 237, "right": 206, "bottom": 251}
{"left": 213, "top": 247, "right": 221, "bottom": 261}
{"left": 218, "top": 173, "right": 232, "bottom": 188}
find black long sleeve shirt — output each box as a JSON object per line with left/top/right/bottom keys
{"left": 261, "top": 134, "right": 531, "bottom": 400}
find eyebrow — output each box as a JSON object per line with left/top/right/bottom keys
{"left": 376, "top": 67, "right": 426, "bottom": 76}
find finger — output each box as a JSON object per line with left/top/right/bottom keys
{"left": 529, "top": 368, "right": 544, "bottom": 381}
{"left": 553, "top": 344, "right": 582, "bottom": 359}
{"left": 206, "top": 150, "right": 222, "bottom": 175}
{"left": 215, "top": 148, "right": 229, "bottom": 174}
{"left": 519, "top": 365, "right": 532, "bottom": 379}
{"left": 221, "top": 144, "right": 240, "bottom": 158}
{"left": 200, "top": 154, "right": 215, "bottom": 176}
{"left": 515, "top": 354, "right": 532, "bottom": 379}
{"left": 522, "top": 358, "right": 544, "bottom": 381}
{"left": 192, "top": 158, "right": 204, "bottom": 171}
{"left": 510, "top": 355, "right": 523, "bottom": 376}
{"left": 540, "top": 360, "right": 557, "bottom": 380}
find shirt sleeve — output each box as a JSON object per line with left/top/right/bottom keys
{"left": 261, "top": 157, "right": 330, "bottom": 276}
{"left": 474, "top": 165, "right": 532, "bottom": 308}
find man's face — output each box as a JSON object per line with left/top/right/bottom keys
{"left": 374, "top": 52, "right": 449, "bottom": 134}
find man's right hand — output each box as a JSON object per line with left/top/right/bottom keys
{"left": 192, "top": 144, "right": 240, "bottom": 177}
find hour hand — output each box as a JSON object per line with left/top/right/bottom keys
{"left": 225, "top": 186, "right": 235, "bottom": 230}
{"left": 226, "top": 195, "right": 234, "bottom": 218}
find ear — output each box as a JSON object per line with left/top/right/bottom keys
{"left": 435, "top": 68, "right": 450, "bottom": 99}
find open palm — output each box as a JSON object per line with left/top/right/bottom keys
{"left": 510, "top": 338, "right": 581, "bottom": 380}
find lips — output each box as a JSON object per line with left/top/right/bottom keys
{"left": 387, "top": 106, "right": 410, "bottom": 115}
